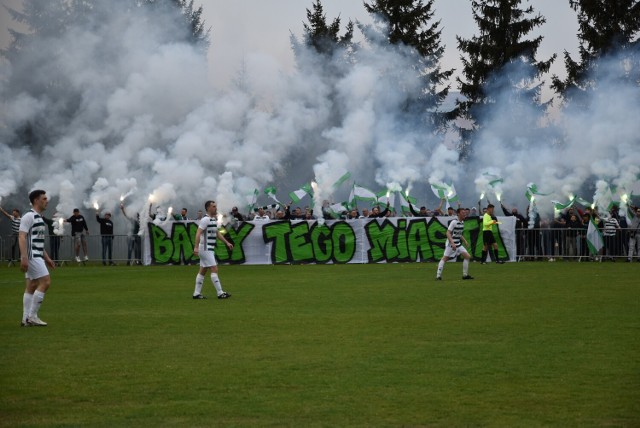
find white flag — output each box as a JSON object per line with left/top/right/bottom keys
{"left": 586, "top": 218, "right": 603, "bottom": 255}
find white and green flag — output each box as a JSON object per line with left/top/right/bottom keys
{"left": 327, "top": 202, "right": 349, "bottom": 218}
{"left": 264, "top": 186, "right": 282, "bottom": 205}
{"left": 376, "top": 189, "right": 395, "bottom": 208}
{"left": 288, "top": 183, "right": 312, "bottom": 203}
{"left": 586, "top": 218, "right": 603, "bottom": 255}
{"left": 246, "top": 188, "right": 259, "bottom": 211}
{"left": 551, "top": 196, "right": 577, "bottom": 211}
{"left": 525, "top": 183, "right": 551, "bottom": 201}
{"left": 399, "top": 191, "right": 417, "bottom": 215}
{"left": 430, "top": 182, "right": 458, "bottom": 203}
{"left": 332, "top": 171, "right": 352, "bottom": 189}
{"left": 352, "top": 184, "right": 378, "bottom": 203}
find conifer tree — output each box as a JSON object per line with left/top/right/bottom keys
{"left": 551, "top": 0, "right": 640, "bottom": 103}
{"left": 455, "top": 0, "right": 555, "bottom": 158}
{"left": 362, "top": 0, "right": 454, "bottom": 131}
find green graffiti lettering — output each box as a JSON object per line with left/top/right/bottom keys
{"left": 218, "top": 223, "right": 254, "bottom": 263}
{"left": 148, "top": 222, "right": 254, "bottom": 265}
{"left": 426, "top": 218, "right": 448, "bottom": 260}
{"left": 263, "top": 221, "right": 293, "bottom": 264}
{"left": 365, "top": 220, "right": 399, "bottom": 262}
{"left": 407, "top": 219, "right": 433, "bottom": 261}
{"left": 170, "top": 223, "right": 196, "bottom": 264}
{"left": 310, "top": 224, "right": 332, "bottom": 263}
{"left": 290, "top": 222, "right": 314, "bottom": 263}
{"left": 464, "top": 219, "right": 483, "bottom": 259}
{"left": 396, "top": 219, "right": 409, "bottom": 261}
{"left": 331, "top": 222, "right": 356, "bottom": 263}
{"left": 149, "top": 223, "right": 173, "bottom": 264}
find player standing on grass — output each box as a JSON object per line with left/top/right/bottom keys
{"left": 436, "top": 208, "right": 474, "bottom": 281}
{"left": 19, "top": 190, "right": 56, "bottom": 326}
{"left": 192, "top": 200, "right": 233, "bottom": 300}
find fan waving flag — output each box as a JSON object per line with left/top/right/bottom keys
{"left": 586, "top": 218, "right": 603, "bottom": 255}
{"left": 246, "top": 189, "right": 259, "bottom": 211}
{"left": 430, "top": 182, "right": 458, "bottom": 202}
{"left": 399, "top": 191, "right": 417, "bottom": 216}
{"left": 288, "top": 183, "right": 312, "bottom": 203}
{"left": 525, "top": 183, "right": 551, "bottom": 201}
{"left": 264, "top": 186, "right": 282, "bottom": 205}
{"left": 327, "top": 202, "right": 349, "bottom": 218}
{"left": 352, "top": 184, "right": 378, "bottom": 203}
{"left": 551, "top": 196, "right": 577, "bottom": 211}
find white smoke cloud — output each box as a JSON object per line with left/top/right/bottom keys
{"left": 0, "top": 0, "right": 638, "bottom": 236}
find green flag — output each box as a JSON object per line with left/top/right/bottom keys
{"left": 288, "top": 183, "right": 312, "bottom": 203}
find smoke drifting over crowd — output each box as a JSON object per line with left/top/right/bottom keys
{"left": 1, "top": 1, "right": 639, "bottom": 234}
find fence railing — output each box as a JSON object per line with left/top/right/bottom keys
{"left": 1, "top": 234, "right": 142, "bottom": 265}
{"left": 514, "top": 227, "right": 639, "bottom": 261}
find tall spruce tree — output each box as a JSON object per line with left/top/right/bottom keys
{"left": 551, "top": 0, "right": 640, "bottom": 103}
{"left": 362, "top": 0, "right": 454, "bottom": 131}
{"left": 455, "top": 0, "right": 555, "bottom": 158}
{"left": 291, "top": 0, "right": 355, "bottom": 69}
{"left": 143, "top": 0, "right": 210, "bottom": 51}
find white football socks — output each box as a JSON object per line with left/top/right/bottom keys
{"left": 29, "top": 290, "right": 45, "bottom": 318}
{"left": 211, "top": 273, "right": 223, "bottom": 295}
{"left": 193, "top": 273, "right": 204, "bottom": 296}
{"left": 23, "top": 293, "right": 33, "bottom": 322}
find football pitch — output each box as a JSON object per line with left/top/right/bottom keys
{"left": 1, "top": 262, "right": 638, "bottom": 427}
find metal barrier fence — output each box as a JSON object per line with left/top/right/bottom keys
{"left": 515, "top": 227, "right": 639, "bottom": 261}
{"left": 1, "top": 234, "right": 142, "bottom": 266}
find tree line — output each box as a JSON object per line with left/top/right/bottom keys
{"left": 2, "top": 0, "right": 639, "bottom": 161}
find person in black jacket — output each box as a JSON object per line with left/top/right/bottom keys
{"left": 501, "top": 202, "right": 526, "bottom": 257}
{"left": 66, "top": 208, "right": 89, "bottom": 262}
{"left": 96, "top": 211, "right": 115, "bottom": 265}
{"left": 369, "top": 202, "right": 390, "bottom": 218}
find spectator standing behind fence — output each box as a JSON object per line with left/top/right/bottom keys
{"left": 173, "top": 208, "right": 189, "bottom": 221}
{"left": 602, "top": 211, "right": 621, "bottom": 261}
{"left": 627, "top": 205, "right": 640, "bottom": 262}
{"left": 501, "top": 202, "right": 526, "bottom": 257}
{"left": 42, "top": 216, "right": 62, "bottom": 265}
{"left": 564, "top": 213, "right": 583, "bottom": 259}
{"left": 120, "top": 203, "right": 141, "bottom": 265}
{"left": 1, "top": 206, "right": 21, "bottom": 263}
{"left": 66, "top": 208, "right": 89, "bottom": 263}
{"left": 253, "top": 207, "right": 270, "bottom": 220}
{"left": 95, "top": 210, "right": 115, "bottom": 266}
{"left": 230, "top": 206, "right": 245, "bottom": 222}
{"left": 525, "top": 203, "right": 542, "bottom": 260}
{"left": 369, "top": 202, "right": 391, "bottom": 218}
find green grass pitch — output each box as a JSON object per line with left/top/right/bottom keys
{"left": 1, "top": 262, "right": 639, "bottom": 427}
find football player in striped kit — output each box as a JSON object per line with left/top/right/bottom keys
{"left": 192, "top": 200, "right": 234, "bottom": 299}
{"left": 436, "top": 207, "right": 474, "bottom": 281}
{"left": 18, "top": 190, "right": 56, "bottom": 326}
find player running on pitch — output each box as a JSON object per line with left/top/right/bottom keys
{"left": 192, "top": 200, "right": 234, "bottom": 299}
{"left": 436, "top": 207, "right": 474, "bottom": 281}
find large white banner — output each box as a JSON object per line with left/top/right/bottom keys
{"left": 143, "top": 216, "right": 516, "bottom": 265}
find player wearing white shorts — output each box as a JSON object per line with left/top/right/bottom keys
{"left": 192, "top": 200, "right": 234, "bottom": 299}
{"left": 436, "top": 207, "right": 474, "bottom": 281}
{"left": 19, "top": 190, "right": 56, "bottom": 326}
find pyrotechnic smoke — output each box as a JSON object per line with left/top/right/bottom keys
{"left": 0, "top": 0, "right": 638, "bottom": 237}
